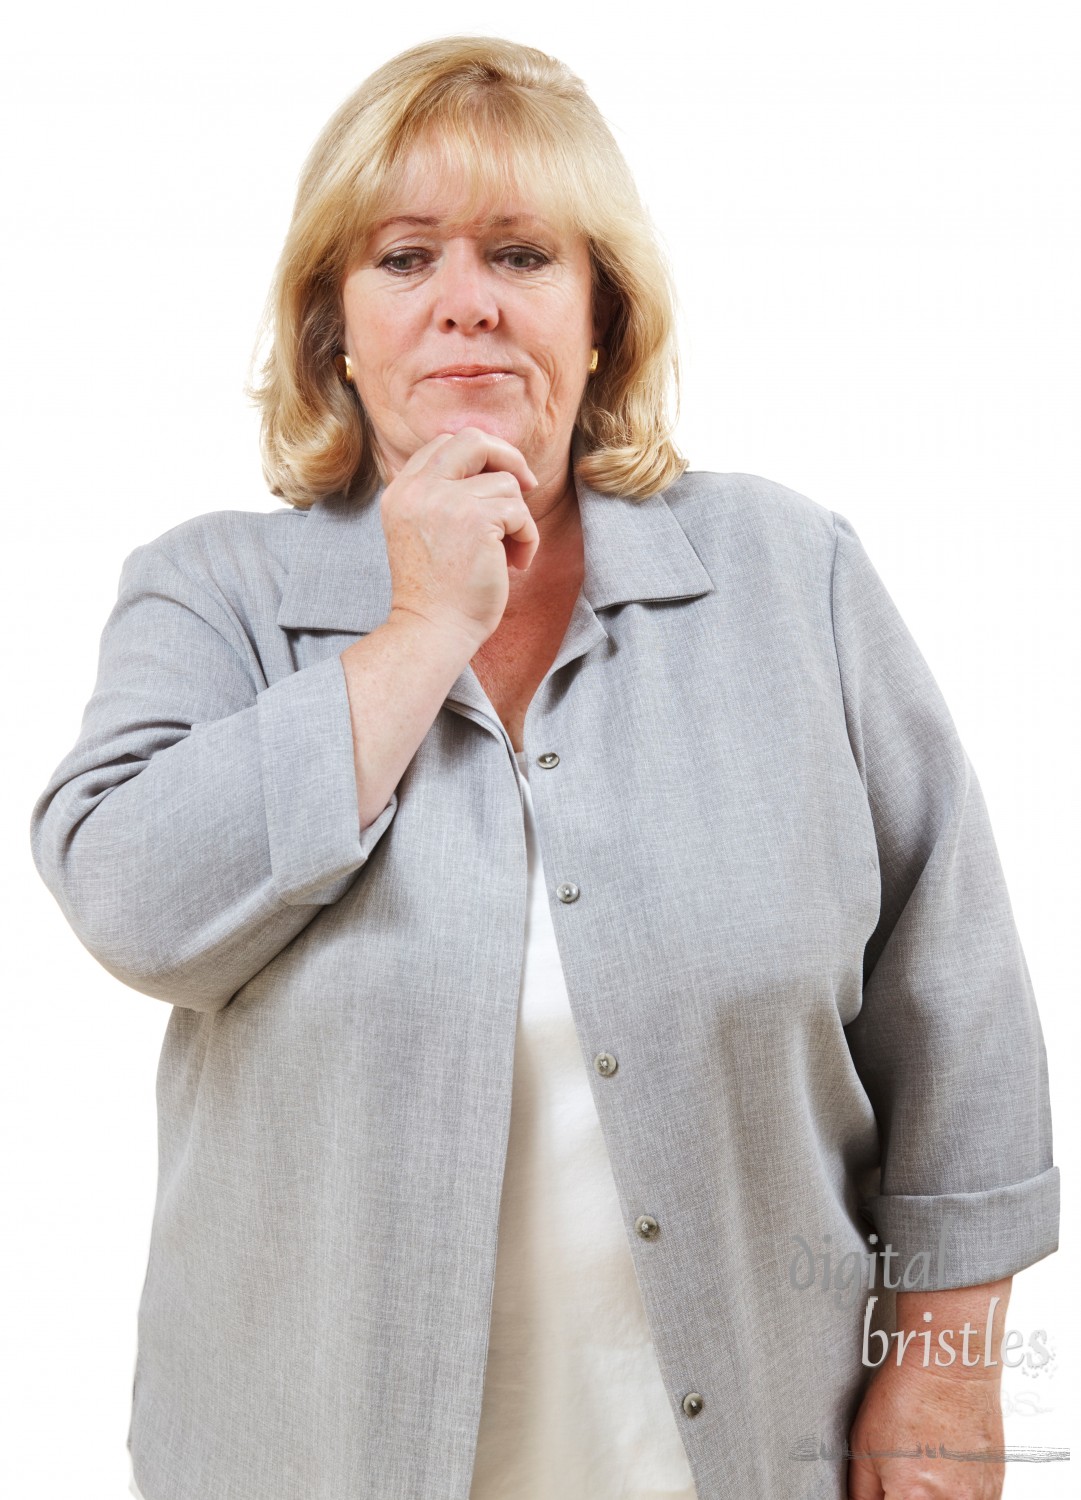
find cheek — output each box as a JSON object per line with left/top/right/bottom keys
{"left": 556, "top": 297, "right": 596, "bottom": 367}
{"left": 531, "top": 301, "right": 592, "bottom": 380}
{"left": 347, "top": 310, "right": 391, "bottom": 362}
{"left": 549, "top": 324, "right": 594, "bottom": 390}
{"left": 348, "top": 321, "right": 412, "bottom": 399}
{"left": 342, "top": 284, "right": 408, "bottom": 358}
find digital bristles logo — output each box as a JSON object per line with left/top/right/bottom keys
{"left": 785, "top": 1223, "right": 1070, "bottom": 1467}
{"left": 786, "top": 1224, "right": 1051, "bottom": 1372}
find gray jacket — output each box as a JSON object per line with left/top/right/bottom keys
{"left": 29, "top": 457, "right": 1059, "bottom": 1500}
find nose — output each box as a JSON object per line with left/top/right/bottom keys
{"left": 432, "top": 240, "right": 499, "bottom": 333}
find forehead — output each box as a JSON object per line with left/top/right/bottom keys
{"left": 370, "top": 210, "right": 557, "bottom": 239}
{"left": 368, "top": 139, "right": 578, "bottom": 240}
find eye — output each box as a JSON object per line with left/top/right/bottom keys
{"left": 499, "top": 246, "right": 549, "bottom": 270}
{"left": 379, "top": 249, "right": 427, "bottom": 274}
{"left": 376, "top": 245, "right": 551, "bottom": 276}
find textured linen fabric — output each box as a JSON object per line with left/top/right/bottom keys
{"left": 467, "top": 749, "right": 699, "bottom": 1498}
{"left": 29, "top": 449, "right": 1059, "bottom": 1500}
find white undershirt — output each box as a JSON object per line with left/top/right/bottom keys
{"left": 129, "top": 752, "right": 698, "bottom": 1500}
{"left": 467, "top": 751, "right": 699, "bottom": 1497}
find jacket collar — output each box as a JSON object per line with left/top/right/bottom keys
{"left": 276, "top": 436, "right": 714, "bottom": 635}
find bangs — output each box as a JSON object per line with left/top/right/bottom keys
{"left": 345, "top": 93, "right": 594, "bottom": 263}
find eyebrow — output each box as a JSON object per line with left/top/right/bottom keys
{"left": 371, "top": 213, "right": 546, "bottom": 232}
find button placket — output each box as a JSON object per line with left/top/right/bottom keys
{"left": 524, "top": 746, "right": 576, "bottom": 905}
{"left": 631, "top": 1209, "right": 703, "bottom": 1417}
{"left": 529, "top": 733, "right": 705, "bottom": 1425}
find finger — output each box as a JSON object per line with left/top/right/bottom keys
{"left": 400, "top": 432, "right": 456, "bottom": 477}
{"left": 462, "top": 470, "right": 529, "bottom": 502}
{"left": 503, "top": 533, "right": 539, "bottom": 572}
{"left": 490, "top": 498, "right": 540, "bottom": 572}
{"left": 846, "top": 1458, "right": 885, "bottom": 1500}
{"left": 427, "top": 426, "right": 538, "bottom": 491}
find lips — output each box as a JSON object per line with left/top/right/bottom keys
{"left": 426, "top": 365, "right": 514, "bottom": 378}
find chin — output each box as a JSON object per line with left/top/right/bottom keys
{"left": 426, "top": 411, "right": 523, "bottom": 444}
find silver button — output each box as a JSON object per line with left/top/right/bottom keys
{"left": 594, "top": 1052, "right": 618, "bottom": 1077}
{"left": 682, "top": 1392, "right": 704, "bottom": 1417}
{"left": 537, "top": 751, "right": 560, "bottom": 769}
{"left": 556, "top": 882, "right": 580, "bottom": 903}
{"left": 634, "top": 1214, "right": 659, "bottom": 1239}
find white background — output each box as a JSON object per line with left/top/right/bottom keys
{"left": 3, "top": 3, "right": 1077, "bottom": 1496}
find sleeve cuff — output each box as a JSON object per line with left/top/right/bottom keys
{"left": 860, "top": 1166, "right": 1060, "bottom": 1289}
{"left": 258, "top": 652, "right": 397, "bottom": 906}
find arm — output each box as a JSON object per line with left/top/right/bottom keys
{"left": 829, "top": 511, "right": 1058, "bottom": 1497}
{"left": 830, "top": 511, "right": 1058, "bottom": 1287}
{"left": 29, "top": 535, "right": 470, "bottom": 1013}
{"left": 341, "top": 607, "right": 477, "bottom": 831}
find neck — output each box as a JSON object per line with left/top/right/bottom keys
{"left": 500, "top": 454, "right": 583, "bottom": 614}
{"left": 524, "top": 451, "right": 580, "bottom": 549}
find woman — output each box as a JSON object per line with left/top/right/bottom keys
{"left": 30, "top": 35, "right": 1058, "bottom": 1500}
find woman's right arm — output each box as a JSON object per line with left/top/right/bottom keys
{"left": 28, "top": 541, "right": 460, "bottom": 1013}
{"left": 29, "top": 428, "right": 538, "bottom": 1015}
{"left": 341, "top": 610, "right": 479, "bottom": 833}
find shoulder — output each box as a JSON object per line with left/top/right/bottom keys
{"left": 659, "top": 467, "right": 841, "bottom": 571}
{"left": 118, "top": 503, "right": 309, "bottom": 607}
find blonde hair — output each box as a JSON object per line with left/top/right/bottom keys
{"left": 249, "top": 35, "right": 688, "bottom": 508}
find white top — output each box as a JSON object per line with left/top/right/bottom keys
{"left": 129, "top": 750, "right": 697, "bottom": 1500}
{"left": 467, "top": 751, "right": 699, "bottom": 1497}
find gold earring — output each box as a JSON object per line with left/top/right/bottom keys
{"left": 588, "top": 347, "right": 600, "bottom": 375}
{"left": 344, "top": 354, "right": 354, "bottom": 384}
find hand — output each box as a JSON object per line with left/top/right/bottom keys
{"left": 848, "top": 1360, "right": 1006, "bottom": 1499}
{"left": 380, "top": 427, "right": 541, "bottom": 654}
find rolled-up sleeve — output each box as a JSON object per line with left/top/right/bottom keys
{"left": 29, "top": 537, "right": 397, "bottom": 1012}
{"left": 830, "top": 509, "right": 1059, "bottom": 1288}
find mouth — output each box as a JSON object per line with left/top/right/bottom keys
{"left": 425, "top": 365, "right": 516, "bottom": 385}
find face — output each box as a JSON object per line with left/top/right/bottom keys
{"left": 339, "top": 163, "right": 603, "bottom": 487}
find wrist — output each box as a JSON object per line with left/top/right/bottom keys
{"left": 385, "top": 603, "right": 486, "bottom": 661}
{"left": 891, "top": 1279, "right": 1012, "bottom": 1380}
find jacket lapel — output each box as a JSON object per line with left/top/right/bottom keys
{"left": 276, "top": 448, "right": 715, "bottom": 638}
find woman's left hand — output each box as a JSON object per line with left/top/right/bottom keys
{"left": 847, "top": 1358, "right": 1006, "bottom": 1498}
{"left": 847, "top": 1275, "right": 1013, "bottom": 1499}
